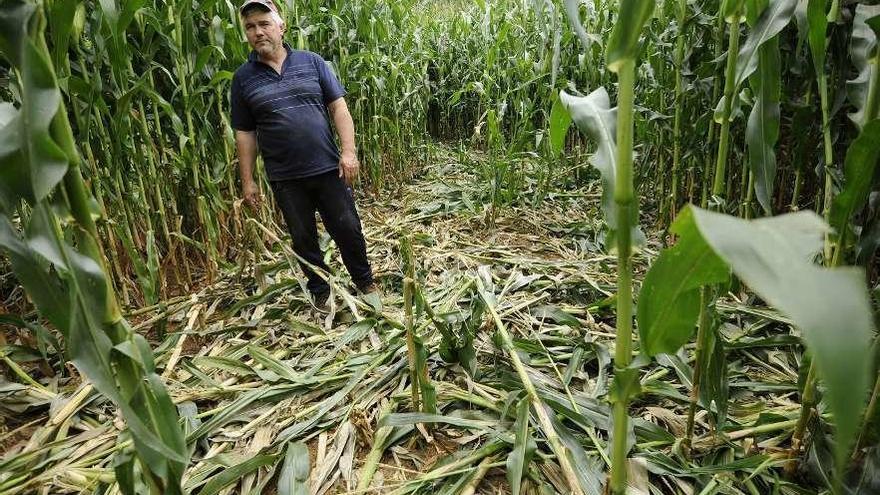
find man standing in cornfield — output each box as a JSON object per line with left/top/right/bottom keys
{"left": 231, "top": 0, "right": 377, "bottom": 309}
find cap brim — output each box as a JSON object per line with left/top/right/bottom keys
{"left": 240, "top": 2, "right": 271, "bottom": 14}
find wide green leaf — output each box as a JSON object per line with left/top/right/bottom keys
{"left": 560, "top": 88, "right": 644, "bottom": 245}
{"left": 605, "top": 0, "right": 656, "bottom": 72}
{"left": 734, "top": 0, "right": 797, "bottom": 89}
{"left": 745, "top": 0, "right": 782, "bottom": 215}
{"left": 118, "top": 0, "right": 147, "bottom": 33}
{"left": 549, "top": 93, "right": 572, "bottom": 157}
{"left": 829, "top": 120, "right": 880, "bottom": 241}
{"left": 278, "top": 442, "right": 310, "bottom": 495}
{"left": 47, "top": 0, "right": 78, "bottom": 69}
{"left": 0, "top": 215, "right": 68, "bottom": 329}
{"left": 0, "top": 2, "right": 68, "bottom": 209}
{"left": 805, "top": 0, "right": 827, "bottom": 78}
{"left": 689, "top": 207, "right": 874, "bottom": 472}
{"left": 0, "top": 0, "right": 31, "bottom": 66}
{"left": 642, "top": 205, "right": 874, "bottom": 472}
{"left": 637, "top": 207, "right": 728, "bottom": 356}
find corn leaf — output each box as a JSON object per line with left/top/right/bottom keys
{"left": 605, "top": 0, "right": 656, "bottom": 72}
{"left": 650, "top": 206, "right": 875, "bottom": 473}
{"left": 699, "top": 323, "right": 729, "bottom": 429}
{"left": 379, "top": 412, "right": 500, "bottom": 431}
{"left": 805, "top": 0, "right": 827, "bottom": 77}
{"left": 0, "top": 3, "right": 68, "bottom": 209}
{"left": 637, "top": 207, "right": 728, "bottom": 356}
{"left": 562, "top": 0, "right": 600, "bottom": 49}
{"left": 46, "top": 0, "right": 78, "bottom": 69}
{"left": 829, "top": 120, "right": 880, "bottom": 241}
{"left": 560, "top": 88, "right": 644, "bottom": 246}
{"left": 278, "top": 442, "right": 310, "bottom": 495}
{"left": 745, "top": 0, "right": 782, "bottom": 215}
{"left": 200, "top": 454, "right": 278, "bottom": 495}
{"left": 0, "top": 216, "right": 69, "bottom": 329}
{"left": 734, "top": 0, "right": 797, "bottom": 90}
{"left": 549, "top": 93, "right": 572, "bottom": 157}
{"left": 848, "top": 7, "right": 880, "bottom": 128}
{"left": 506, "top": 398, "right": 537, "bottom": 495}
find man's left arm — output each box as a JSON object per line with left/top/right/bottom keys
{"left": 328, "top": 97, "right": 359, "bottom": 186}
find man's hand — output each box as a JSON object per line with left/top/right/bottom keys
{"left": 243, "top": 180, "right": 261, "bottom": 208}
{"left": 339, "top": 151, "right": 360, "bottom": 186}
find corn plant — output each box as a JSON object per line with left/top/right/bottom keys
{"left": 638, "top": 206, "right": 876, "bottom": 490}
{"left": 400, "top": 234, "right": 436, "bottom": 414}
{"left": 680, "top": 0, "right": 798, "bottom": 451}
{"left": 561, "top": 0, "right": 654, "bottom": 492}
{"left": 0, "top": 1, "right": 187, "bottom": 493}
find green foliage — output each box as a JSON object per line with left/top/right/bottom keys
{"left": 734, "top": 0, "right": 797, "bottom": 90}
{"left": 278, "top": 442, "right": 311, "bottom": 495}
{"left": 830, "top": 120, "right": 880, "bottom": 248}
{"left": 637, "top": 208, "right": 728, "bottom": 356}
{"left": 0, "top": 1, "right": 188, "bottom": 492}
{"left": 805, "top": 0, "right": 827, "bottom": 78}
{"left": 605, "top": 0, "right": 656, "bottom": 72}
{"left": 548, "top": 92, "right": 571, "bottom": 156}
{"left": 848, "top": 6, "right": 880, "bottom": 127}
{"left": 506, "top": 397, "right": 537, "bottom": 495}
{"left": 745, "top": 0, "right": 784, "bottom": 215}
{"left": 559, "top": 88, "right": 644, "bottom": 245}
{"left": 199, "top": 454, "right": 278, "bottom": 495}
{"left": 640, "top": 205, "right": 876, "bottom": 475}
{"left": 3, "top": 0, "right": 880, "bottom": 492}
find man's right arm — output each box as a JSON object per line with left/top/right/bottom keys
{"left": 235, "top": 130, "right": 261, "bottom": 208}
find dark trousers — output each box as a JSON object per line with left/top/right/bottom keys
{"left": 270, "top": 170, "right": 373, "bottom": 296}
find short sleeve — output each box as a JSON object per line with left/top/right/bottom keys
{"left": 230, "top": 73, "right": 256, "bottom": 131}
{"left": 315, "top": 55, "right": 346, "bottom": 105}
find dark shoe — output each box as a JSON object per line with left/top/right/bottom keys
{"left": 313, "top": 291, "right": 330, "bottom": 310}
{"left": 355, "top": 281, "right": 378, "bottom": 295}
{"left": 355, "top": 282, "right": 382, "bottom": 311}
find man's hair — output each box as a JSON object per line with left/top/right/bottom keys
{"left": 241, "top": 5, "right": 284, "bottom": 27}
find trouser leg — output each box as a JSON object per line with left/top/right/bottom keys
{"left": 270, "top": 179, "right": 331, "bottom": 295}
{"left": 313, "top": 172, "right": 374, "bottom": 289}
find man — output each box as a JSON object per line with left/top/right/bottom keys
{"left": 231, "top": 0, "right": 376, "bottom": 308}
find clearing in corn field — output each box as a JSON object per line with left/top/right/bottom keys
{"left": 1, "top": 0, "right": 880, "bottom": 494}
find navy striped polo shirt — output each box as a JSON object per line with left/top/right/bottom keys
{"left": 231, "top": 45, "right": 346, "bottom": 180}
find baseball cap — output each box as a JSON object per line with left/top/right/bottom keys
{"left": 239, "top": 0, "right": 278, "bottom": 15}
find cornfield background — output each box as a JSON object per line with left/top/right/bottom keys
{"left": 1, "top": 0, "right": 879, "bottom": 493}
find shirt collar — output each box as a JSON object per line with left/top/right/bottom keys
{"left": 247, "top": 42, "right": 293, "bottom": 63}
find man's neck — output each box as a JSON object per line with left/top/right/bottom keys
{"left": 259, "top": 45, "right": 287, "bottom": 67}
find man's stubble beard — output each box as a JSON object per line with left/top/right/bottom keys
{"left": 254, "top": 38, "right": 281, "bottom": 58}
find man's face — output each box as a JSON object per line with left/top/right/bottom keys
{"left": 242, "top": 9, "right": 284, "bottom": 57}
